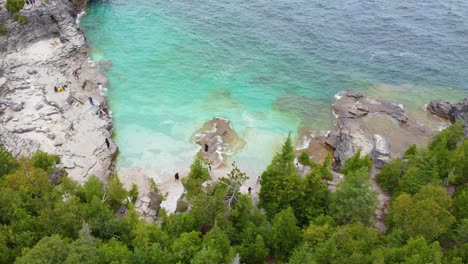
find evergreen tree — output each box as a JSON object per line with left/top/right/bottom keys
{"left": 271, "top": 207, "right": 301, "bottom": 261}
{"left": 259, "top": 135, "right": 299, "bottom": 219}
{"left": 171, "top": 231, "right": 202, "bottom": 263}
{"left": 453, "top": 186, "right": 468, "bottom": 220}
{"left": 330, "top": 167, "right": 378, "bottom": 226}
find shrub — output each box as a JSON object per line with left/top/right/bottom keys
{"left": 0, "top": 22, "right": 7, "bottom": 36}
{"left": 31, "top": 151, "right": 60, "bottom": 173}
{"left": 128, "top": 184, "right": 139, "bottom": 203}
{"left": 339, "top": 148, "right": 372, "bottom": 175}
{"left": 6, "top": 0, "right": 24, "bottom": 13}
{"left": 12, "top": 13, "right": 28, "bottom": 25}
{"left": 376, "top": 159, "right": 403, "bottom": 194}
{"left": 0, "top": 145, "right": 18, "bottom": 177}
{"left": 176, "top": 199, "right": 189, "bottom": 213}
{"left": 298, "top": 152, "right": 310, "bottom": 166}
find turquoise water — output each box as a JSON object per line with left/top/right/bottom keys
{"left": 81, "top": 0, "right": 467, "bottom": 181}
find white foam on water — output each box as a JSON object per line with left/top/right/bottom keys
{"left": 242, "top": 112, "right": 256, "bottom": 128}
{"left": 296, "top": 135, "right": 311, "bottom": 150}
{"left": 334, "top": 91, "right": 346, "bottom": 100}
{"left": 423, "top": 103, "right": 429, "bottom": 111}
{"left": 87, "top": 57, "right": 95, "bottom": 67}
{"left": 161, "top": 119, "right": 174, "bottom": 125}
{"left": 333, "top": 110, "right": 339, "bottom": 118}
{"left": 76, "top": 11, "right": 85, "bottom": 26}
{"left": 98, "top": 84, "right": 108, "bottom": 96}
{"left": 438, "top": 122, "right": 450, "bottom": 131}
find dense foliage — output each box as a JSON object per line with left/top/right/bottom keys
{"left": 0, "top": 123, "right": 466, "bottom": 263}
{"left": 5, "top": 0, "right": 24, "bottom": 13}
{"left": 0, "top": 22, "right": 7, "bottom": 36}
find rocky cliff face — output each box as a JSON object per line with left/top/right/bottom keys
{"left": 427, "top": 98, "right": 468, "bottom": 137}
{"left": 0, "top": 0, "right": 117, "bottom": 182}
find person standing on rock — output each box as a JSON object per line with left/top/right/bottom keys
{"left": 208, "top": 162, "right": 212, "bottom": 172}
{"left": 204, "top": 143, "right": 209, "bottom": 152}
{"left": 175, "top": 172, "right": 179, "bottom": 181}
{"left": 105, "top": 138, "right": 110, "bottom": 149}
{"left": 89, "top": 97, "right": 94, "bottom": 106}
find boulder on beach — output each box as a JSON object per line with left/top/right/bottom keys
{"left": 194, "top": 117, "right": 246, "bottom": 168}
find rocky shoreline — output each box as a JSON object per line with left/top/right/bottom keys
{"left": 1, "top": 0, "right": 467, "bottom": 228}
{"left": 0, "top": 0, "right": 116, "bottom": 182}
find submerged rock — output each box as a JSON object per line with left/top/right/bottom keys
{"left": 194, "top": 117, "right": 246, "bottom": 168}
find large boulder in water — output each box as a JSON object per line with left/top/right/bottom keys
{"left": 194, "top": 117, "right": 246, "bottom": 168}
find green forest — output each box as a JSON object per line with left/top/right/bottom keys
{"left": 0, "top": 122, "right": 466, "bottom": 263}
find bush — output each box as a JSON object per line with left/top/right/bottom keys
{"left": 376, "top": 159, "right": 403, "bottom": 194}
{"left": 0, "top": 145, "right": 18, "bottom": 177}
{"left": 176, "top": 199, "right": 189, "bottom": 213}
{"left": 0, "top": 22, "right": 7, "bottom": 36}
{"left": 31, "top": 151, "right": 60, "bottom": 173}
{"left": 298, "top": 152, "right": 310, "bottom": 166}
{"left": 128, "top": 184, "right": 139, "bottom": 203}
{"left": 12, "top": 13, "right": 28, "bottom": 25}
{"left": 339, "top": 148, "right": 372, "bottom": 175}
{"left": 5, "top": 0, "right": 24, "bottom": 13}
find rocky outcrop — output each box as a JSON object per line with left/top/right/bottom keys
{"left": 326, "top": 92, "right": 434, "bottom": 169}
{"left": 372, "top": 134, "right": 391, "bottom": 169}
{"left": 0, "top": 0, "right": 116, "bottom": 182}
{"left": 194, "top": 117, "right": 246, "bottom": 168}
{"left": 296, "top": 129, "right": 332, "bottom": 164}
{"left": 427, "top": 98, "right": 468, "bottom": 137}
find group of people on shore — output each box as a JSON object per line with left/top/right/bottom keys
{"left": 55, "top": 70, "right": 112, "bottom": 152}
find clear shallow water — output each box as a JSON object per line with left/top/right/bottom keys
{"left": 81, "top": 0, "right": 468, "bottom": 181}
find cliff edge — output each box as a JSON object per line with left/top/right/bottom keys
{"left": 0, "top": 0, "right": 117, "bottom": 182}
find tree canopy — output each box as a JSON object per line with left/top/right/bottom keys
{"left": 0, "top": 122, "right": 466, "bottom": 263}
